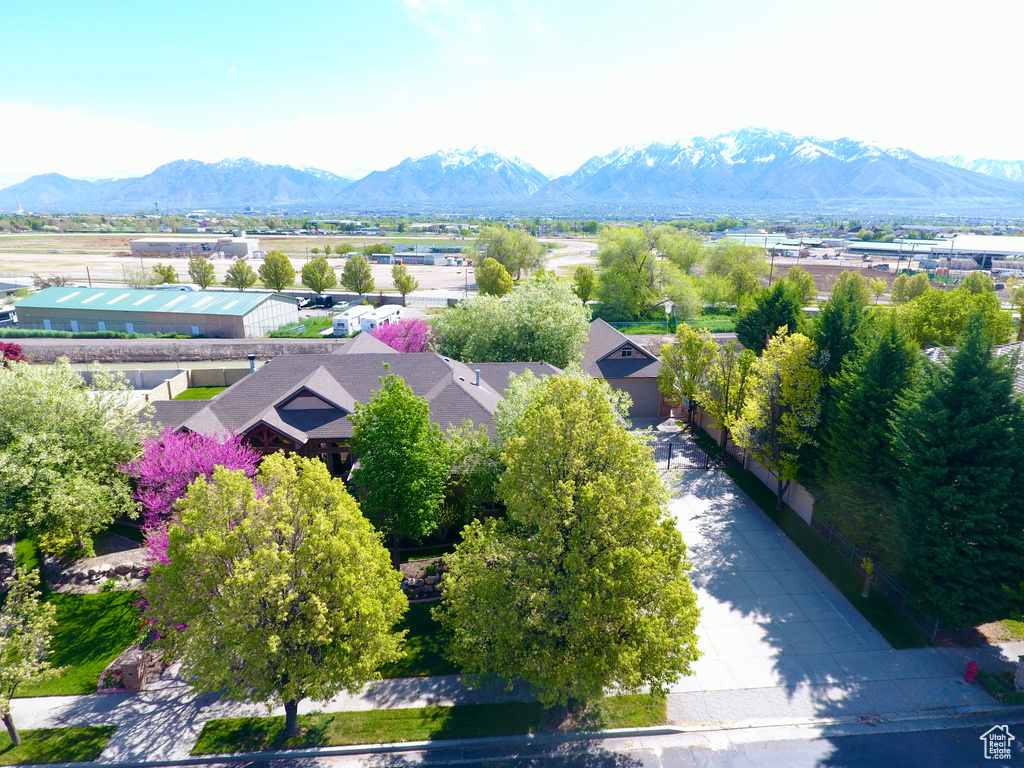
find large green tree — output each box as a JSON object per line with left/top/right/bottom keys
{"left": 0, "top": 567, "right": 62, "bottom": 746}
{"left": 890, "top": 272, "right": 930, "bottom": 305}
{"left": 781, "top": 266, "right": 816, "bottom": 307}
{"left": 572, "top": 265, "right": 598, "bottom": 304}
{"left": 431, "top": 273, "right": 590, "bottom": 368}
{"left": 391, "top": 263, "right": 418, "bottom": 299}
{"left": 145, "top": 454, "right": 406, "bottom": 738}
{"left": 188, "top": 256, "right": 216, "bottom": 290}
{"left": 596, "top": 226, "right": 700, "bottom": 320}
{"left": 815, "top": 275, "right": 869, "bottom": 383}
{"left": 436, "top": 374, "right": 701, "bottom": 709}
{"left": 340, "top": 254, "right": 374, "bottom": 296}
{"left": 477, "top": 226, "right": 544, "bottom": 278}
{"left": 819, "top": 317, "right": 919, "bottom": 567}
{"left": 258, "top": 250, "right": 295, "bottom": 292}
{"left": 348, "top": 368, "right": 452, "bottom": 566}
{"left": 704, "top": 240, "right": 768, "bottom": 304}
{"left": 890, "top": 318, "right": 1024, "bottom": 628}
{"left": 734, "top": 331, "right": 822, "bottom": 510}
{"left": 301, "top": 256, "right": 338, "bottom": 295}
{"left": 658, "top": 325, "right": 716, "bottom": 426}
{"left": 223, "top": 259, "right": 258, "bottom": 291}
{"left": 896, "top": 288, "right": 1011, "bottom": 347}
{"left": 698, "top": 341, "right": 755, "bottom": 452}
{"left": 0, "top": 362, "right": 152, "bottom": 555}
{"left": 474, "top": 257, "right": 513, "bottom": 296}
{"left": 734, "top": 282, "right": 804, "bottom": 354}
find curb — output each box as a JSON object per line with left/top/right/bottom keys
{"left": 27, "top": 706, "right": 1024, "bottom": 768}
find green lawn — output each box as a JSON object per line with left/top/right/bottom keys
{"left": 381, "top": 601, "right": 457, "bottom": 678}
{"left": 13, "top": 538, "right": 141, "bottom": 696}
{"left": 267, "top": 316, "right": 334, "bottom": 338}
{"left": 192, "top": 694, "right": 666, "bottom": 754}
{"left": 172, "top": 386, "right": 227, "bottom": 400}
{"left": 0, "top": 726, "right": 116, "bottom": 764}
{"left": 724, "top": 468, "right": 928, "bottom": 649}
{"left": 18, "top": 590, "right": 140, "bottom": 697}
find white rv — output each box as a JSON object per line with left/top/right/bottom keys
{"left": 359, "top": 304, "right": 403, "bottom": 333}
{"left": 332, "top": 304, "right": 374, "bottom": 336}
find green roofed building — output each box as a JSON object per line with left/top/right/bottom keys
{"left": 15, "top": 287, "right": 298, "bottom": 338}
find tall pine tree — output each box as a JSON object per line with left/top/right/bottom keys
{"left": 820, "top": 317, "right": 919, "bottom": 567}
{"left": 891, "top": 316, "right": 1024, "bottom": 628}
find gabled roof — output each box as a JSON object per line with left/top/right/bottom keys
{"left": 152, "top": 352, "right": 550, "bottom": 441}
{"left": 923, "top": 341, "right": 1024, "bottom": 395}
{"left": 582, "top": 318, "right": 662, "bottom": 380}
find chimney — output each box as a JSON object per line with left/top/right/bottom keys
{"left": 474, "top": 369, "right": 480, "bottom": 386}
{"left": 247, "top": 354, "right": 256, "bottom": 373}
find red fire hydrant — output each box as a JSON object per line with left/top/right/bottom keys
{"left": 965, "top": 662, "right": 979, "bottom": 683}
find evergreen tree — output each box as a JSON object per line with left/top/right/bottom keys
{"left": 891, "top": 317, "right": 1024, "bottom": 628}
{"left": 735, "top": 282, "right": 804, "bottom": 354}
{"left": 820, "top": 318, "right": 919, "bottom": 567}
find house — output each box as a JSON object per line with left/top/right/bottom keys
{"left": 581, "top": 319, "right": 667, "bottom": 419}
{"left": 150, "top": 343, "right": 557, "bottom": 477}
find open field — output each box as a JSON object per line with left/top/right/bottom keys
{"left": 0, "top": 233, "right": 598, "bottom": 292}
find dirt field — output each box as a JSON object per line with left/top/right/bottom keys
{"left": 0, "top": 233, "right": 598, "bottom": 290}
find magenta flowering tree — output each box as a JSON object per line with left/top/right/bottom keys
{"left": 120, "top": 429, "right": 260, "bottom": 562}
{"left": 371, "top": 318, "right": 432, "bottom": 353}
{"left": 0, "top": 342, "right": 26, "bottom": 368}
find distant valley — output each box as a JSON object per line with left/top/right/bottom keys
{"left": 3, "top": 129, "right": 1024, "bottom": 216}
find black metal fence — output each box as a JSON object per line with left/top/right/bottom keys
{"left": 810, "top": 515, "right": 940, "bottom": 643}
{"left": 650, "top": 440, "right": 712, "bottom": 470}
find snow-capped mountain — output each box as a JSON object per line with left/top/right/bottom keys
{"left": 533, "top": 128, "right": 1024, "bottom": 206}
{"left": 335, "top": 146, "right": 549, "bottom": 204}
{"left": 0, "top": 159, "right": 354, "bottom": 211}
{"left": 935, "top": 155, "right": 1024, "bottom": 183}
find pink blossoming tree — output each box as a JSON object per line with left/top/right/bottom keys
{"left": 121, "top": 429, "right": 260, "bottom": 563}
{"left": 371, "top": 318, "right": 432, "bottom": 353}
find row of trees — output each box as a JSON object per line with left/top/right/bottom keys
{"left": 137, "top": 369, "right": 700, "bottom": 735}
{"left": 147, "top": 252, "right": 418, "bottom": 299}
{"left": 664, "top": 266, "right": 1023, "bottom": 629}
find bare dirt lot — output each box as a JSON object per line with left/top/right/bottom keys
{"left": 0, "top": 233, "right": 598, "bottom": 291}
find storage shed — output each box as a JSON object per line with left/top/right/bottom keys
{"left": 15, "top": 287, "right": 298, "bottom": 338}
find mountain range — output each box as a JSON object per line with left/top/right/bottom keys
{"left": 4, "top": 129, "right": 1024, "bottom": 214}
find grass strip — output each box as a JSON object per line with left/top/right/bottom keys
{"left": 172, "top": 386, "right": 228, "bottom": 400}
{"left": 0, "top": 726, "right": 116, "bottom": 765}
{"left": 724, "top": 467, "right": 927, "bottom": 649}
{"left": 380, "top": 601, "right": 457, "bottom": 678}
{"left": 192, "top": 694, "right": 666, "bottom": 754}
{"left": 977, "top": 670, "right": 1024, "bottom": 705}
{"left": 18, "top": 590, "right": 140, "bottom": 697}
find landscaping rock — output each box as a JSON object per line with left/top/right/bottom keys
{"left": 424, "top": 575, "right": 440, "bottom": 586}
{"left": 114, "top": 562, "right": 133, "bottom": 576}
{"left": 405, "top": 577, "right": 423, "bottom": 589}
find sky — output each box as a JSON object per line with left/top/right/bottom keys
{"left": 2, "top": 0, "right": 1023, "bottom": 188}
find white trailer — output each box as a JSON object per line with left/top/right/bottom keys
{"left": 359, "top": 304, "right": 403, "bottom": 333}
{"left": 332, "top": 304, "right": 374, "bottom": 336}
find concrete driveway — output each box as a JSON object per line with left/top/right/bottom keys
{"left": 663, "top": 468, "right": 997, "bottom": 727}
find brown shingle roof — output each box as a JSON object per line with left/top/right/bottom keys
{"left": 581, "top": 318, "right": 662, "bottom": 380}
{"left": 151, "top": 352, "right": 548, "bottom": 442}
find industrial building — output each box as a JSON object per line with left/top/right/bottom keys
{"left": 130, "top": 231, "right": 260, "bottom": 259}
{"left": 15, "top": 287, "right": 297, "bottom": 338}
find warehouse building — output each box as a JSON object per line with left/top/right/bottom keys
{"left": 15, "top": 287, "right": 297, "bottom": 338}
{"left": 130, "top": 231, "right": 260, "bottom": 258}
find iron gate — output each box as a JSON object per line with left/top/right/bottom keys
{"left": 651, "top": 440, "right": 711, "bottom": 470}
